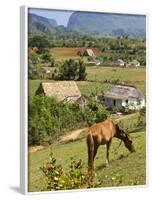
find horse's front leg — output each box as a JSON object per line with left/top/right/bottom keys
{"left": 106, "top": 140, "right": 112, "bottom": 166}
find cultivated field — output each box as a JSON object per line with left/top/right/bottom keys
{"left": 50, "top": 47, "right": 101, "bottom": 61}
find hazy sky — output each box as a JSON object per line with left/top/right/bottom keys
{"left": 28, "top": 8, "right": 73, "bottom": 26}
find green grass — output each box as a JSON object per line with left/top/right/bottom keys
{"left": 28, "top": 130, "right": 146, "bottom": 192}
{"left": 28, "top": 66, "right": 146, "bottom": 192}
{"left": 85, "top": 66, "right": 146, "bottom": 94}
{"left": 28, "top": 66, "right": 146, "bottom": 97}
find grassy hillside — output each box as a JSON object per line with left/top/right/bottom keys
{"left": 28, "top": 130, "right": 146, "bottom": 192}
{"left": 28, "top": 66, "right": 146, "bottom": 192}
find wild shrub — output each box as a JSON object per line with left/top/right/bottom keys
{"left": 137, "top": 107, "right": 146, "bottom": 128}
{"left": 85, "top": 98, "right": 109, "bottom": 125}
{"left": 40, "top": 152, "right": 102, "bottom": 191}
{"left": 28, "top": 96, "right": 85, "bottom": 145}
{"left": 28, "top": 95, "right": 109, "bottom": 146}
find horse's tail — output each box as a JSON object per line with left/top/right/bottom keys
{"left": 87, "top": 132, "right": 94, "bottom": 173}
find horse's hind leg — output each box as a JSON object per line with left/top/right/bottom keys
{"left": 93, "top": 144, "right": 99, "bottom": 161}
{"left": 106, "top": 140, "right": 112, "bottom": 166}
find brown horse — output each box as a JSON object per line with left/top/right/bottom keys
{"left": 87, "top": 119, "right": 135, "bottom": 173}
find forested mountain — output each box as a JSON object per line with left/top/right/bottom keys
{"left": 28, "top": 13, "right": 58, "bottom": 35}
{"left": 28, "top": 12, "right": 146, "bottom": 38}
{"left": 67, "top": 12, "right": 146, "bottom": 38}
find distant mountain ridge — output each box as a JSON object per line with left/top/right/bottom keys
{"left": 67, "top": 12, "right": 146, "bottom": 37}
{"left": 28, "top": 12, "right": 146, "bottom": 38}
{"left": 28, "top": 13, "right": 58, "bottom": 35}
{"left": 29, "top": 13, "right": 57, "bottom": 26}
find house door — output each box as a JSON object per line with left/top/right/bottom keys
{"left": 113, "top": 99, "right": 116, "bottom": 106}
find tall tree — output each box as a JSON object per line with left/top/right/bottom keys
{"left": 59, "top": 59, "right": 78, "bottom": 80}
{"left": 77, "top": 60, "right": 87, "bottom": 80}
{"left": 29, "top": 35, "right": 51, "bottom": 53}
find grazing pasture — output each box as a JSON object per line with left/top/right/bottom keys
{"left": 28, "top": 129, "right": 146, "bottom": 192}
{"left": 28, "top": 65, "right": 146, "bottom": 192}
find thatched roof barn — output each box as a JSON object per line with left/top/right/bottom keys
{"left": 105, "top": 84, "right": 144, "bottom": 100}
{"left": 83, "top": 49, "right": 95, "bottom": 57}
{"left": 35, "top": 81, "right": 81, "bottom": 101}
{"left": 104, "top": 84, "right": 145, "bottom": 111}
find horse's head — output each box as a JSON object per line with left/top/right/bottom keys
{"left": 116, "top": 125, "right": 135, "bottom": 153}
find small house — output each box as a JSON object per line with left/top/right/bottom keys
{"left": 86, "top": 60, "right": 101, "bottom": 66}
{"left": 127, "top": 60, "right": 140, "bottom": 67}
{"left": 104, "top": 84, "right": 145, "bottom": 111}
{"left": 115, "top": 59, "right": 125, "bottom": 67}
{"left": 83, "top": 49, "right": 95, "bottom": 57}
{"left": 35, "top": 81, "right": 81, "bottom": 102}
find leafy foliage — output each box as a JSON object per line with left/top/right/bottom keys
{"left": 85, "top": 98, "right": 109, "bottom": 126}
{"left": 28, "top": 96, "right": 84, "bottom": 145}
{"left": 29, "top": 36, "right": 51, "bottom": 53}
{"left": 28, "top": 95, "right": 109, "bottom": 145}
{"left": 58, "top": 59, "right": 78, "bottom": 80}
{"left": 58, "top": 59, "right": 87, "bottom": 81}
{"left": 137, "top": 107, "right": 146, "bottom": 128}
{"left": 40, "top": 152, "right": 101, "bottom": 190}
{"left": 41, "top": 52, "right": 55, "bottom": 65}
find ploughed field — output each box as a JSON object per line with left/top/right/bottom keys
{"left": 50, "top": 47, "right": 101, "bottom": 61}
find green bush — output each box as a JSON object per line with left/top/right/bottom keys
{"left": 137, "top": 107, "right": 146, "bottom": 128}
{"left": 41, "top": 53, "right": 55, "bottom": 66}
{"left": 58, "top": 59, "right": 87, "bottom": 81}
{"left": 86, "top": 98, "right": 109, "bottom": 125}
{"left": 28, "top": 36, "right": 51, "bottom": 53}
{"left": 28, "top": 96, "right": 85, "bottom": 145}
{"left": 28, "top": 95, "right": 109, "bottom": 146}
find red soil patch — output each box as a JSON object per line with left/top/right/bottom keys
{"left": 57, "top": 48, "right": 101, "bottom": 57}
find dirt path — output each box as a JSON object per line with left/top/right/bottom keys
{"left": 29, "top": 146, "right": 45, "bottom": 153}
{"left": 59, "top": 113, "right": 137, "bottom": 143}
{"left": 59, "top": 128, "right": 88, "bottom": 143}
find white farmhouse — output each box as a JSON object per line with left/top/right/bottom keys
{"left": 127, "top": 60, "right": 140, "bottom": 67}
{"left": 115, "top": 59, "right": 125, "bottom": 67}
{"left": 104, "top": 84, "right": 145, "bottom": 111}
